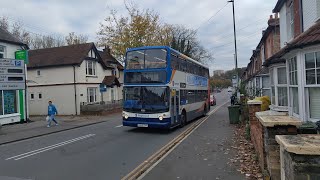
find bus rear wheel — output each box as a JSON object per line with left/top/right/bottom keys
{"left": 180, "top": 111, "right": 186, "bottom": 128}
{"left": 203, "top": 105, "right": 207, "bottom": 116}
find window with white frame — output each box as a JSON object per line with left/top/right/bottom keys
{"left": 261, "top": 45, "right": 265, "bottom": 64}
{"left": 262, "top": 76, "right": 271, "bottom": 97}
{"left": 38, "top": 93, "right": 43, "bottom": 100}
{"left": 30, "top": 93, "right": 35, "bottom": 100}
{"left": 36, "top": 70, "right": 41, "bottom": 77}
{"left": 86, "top": 61, "right": 96, "bottom": 76}
{"left": 0, "top": 45, "right": 5, "bottom": 58}
{"left": 305, "top": 52, "right": 320, "bottom": 120}
{"left": 317, "top": 0, "right": 320, "bottom": 20}
{"left": 87, "top": 88, "right": 97, "bottom": 103}
{"left": 270, "top": 66, "right": 288, "bottom": 107}
{"left": 112, "top": 68, "right": 117, "bottom": 76}
{"left": 288, "top": 57, "right": 299, "bottom": 115}
{"left": 287, "top": 2, "right": 295, "bottom": 40}
{"left": 255, "top": 77, "right": 261, "bottom": 96}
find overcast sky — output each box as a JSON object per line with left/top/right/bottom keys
{"left": 1, "top": 0, "right": 277, "bottom": 73}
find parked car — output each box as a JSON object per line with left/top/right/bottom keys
{"left": 210, "top": 94, "right": 216, "bottom": 106}
{"left": 227, "top": 87, "right": 233, "bottom": 92}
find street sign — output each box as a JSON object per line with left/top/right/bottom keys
{"left": 100, "top": 84, "right": 107, "bottom": 92}
{"left": 15, "top": 50, "right": 28, "bottom": 64}
{"left": 0, "top": 59, "right": 25, "bottom": 90}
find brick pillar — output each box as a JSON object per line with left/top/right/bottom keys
{"left": 247, "top": 100, "right": 265, "bottom": 171}
{"left": 248, "top": 100, "right": 262, "bottom": 124}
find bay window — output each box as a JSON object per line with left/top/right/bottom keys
{"left": 288, "top": 57, "right": 299, "bottom": 115}
{"left": 262, "top": 76, "right": 271, "bottom": 97}
{"left": 304, "top": 52, "right": 320, "bottom": 120}
{"left": 270, "top": 66, "right": 288, "bottom": 110}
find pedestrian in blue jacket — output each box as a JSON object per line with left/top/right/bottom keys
{"left": 47, "top": 101, "right": 58, "bottom": 127}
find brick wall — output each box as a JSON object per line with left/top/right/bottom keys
{"left": 293, "top": 0, "right": 302, "bottom": 37}
{"left": 248, "top": 102, "right": 266, "bottom": 170}
{"left": 282, "top": 150, "right": 320, "bottom": 180}
{"left": 273, "top": 26, "right": 281, "bottom": 54}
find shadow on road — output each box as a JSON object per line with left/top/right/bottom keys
{"left": 125, "top": 127, "right": 174, "bottom": 135}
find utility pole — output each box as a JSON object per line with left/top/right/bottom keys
{"left": 228, "top": 0, "right": 239, "bottom": 98}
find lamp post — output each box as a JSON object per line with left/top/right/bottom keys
{"left": 228, "top": 0, "right": 240, "bottom": 98}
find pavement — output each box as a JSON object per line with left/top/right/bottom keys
{"left": 142, "top": 97, "right": 243, "bottom": 180}
{"left": 0, "top": 90, "right": 244, "bottom": 180}
{"left": 0, "top": 113, "right": 120, "bottom": 145}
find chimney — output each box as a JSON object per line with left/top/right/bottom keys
{"left": 103, "top": 45, "right": 111, "bottom": 54}
{"left": 268, "top": 14, "right": 277, "bottom": 26}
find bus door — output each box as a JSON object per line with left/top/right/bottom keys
{"left": 171, "top": 89, "right": 179, "bottom": 125}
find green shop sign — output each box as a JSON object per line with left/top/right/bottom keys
{"left": 15, "top": 50, "right": 28, "bottom": 64}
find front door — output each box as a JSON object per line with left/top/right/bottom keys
{"left": 171, "top": 89, "right": 179, "bottom": 125}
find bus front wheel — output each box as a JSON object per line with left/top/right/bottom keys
{"left": 180, "top": 111, "right": 186, "bottom": 128}
{"left": 203, "top": 105, "right": 207, "bottom": 116}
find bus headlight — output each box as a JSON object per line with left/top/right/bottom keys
{"left": 158, "top": 116, "right": 163, "bottom": 121}
{"left": 123, "top": 113, "right": 129, "bottom": 119}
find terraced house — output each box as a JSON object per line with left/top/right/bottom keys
{"left": 243, "top": 0, "right": 320, "bottom": 123}
{"left": 27, "top": 43, "right": 124, "bottom": 115}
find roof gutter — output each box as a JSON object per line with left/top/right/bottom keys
{"left": 273, "top": 0, "right": 286, "bottom": 13}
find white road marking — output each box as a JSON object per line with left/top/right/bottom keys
{"left": 115, "top": 125, "right": 123, "bottom": 128}
{"left": 6, "top": 134, "right": 95, "bottom": 161}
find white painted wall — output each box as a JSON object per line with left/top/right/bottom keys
{"left": 28, "top": 85, "right": 76, "bottom": 115}
{"left": 0, "top": 42, "right": 24, "bottom": 59}
{"left": 302, "top": 0, "right": 318, "bottom": 31}
{"left": 27, "top": 49, "right": 124, "bottom": 115}
{"left": 279, "top": 5, "right": 288, "bottom": 48}
{"left": 28, "top": 66, "right": 74, "bottom": 85}
{"left": 76, "top": 60, "right": 111, "bottom": 83}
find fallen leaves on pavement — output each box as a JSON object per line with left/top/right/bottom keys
{"left": 229, "top": 125, "right": 263, "bottom": 180}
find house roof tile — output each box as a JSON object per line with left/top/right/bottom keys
{"left": 28, "top": 43, "right": 104, "bottom": 69}
{"left": 0, "top": 27, "right": 27, "bottom": 47}
{"left": 264, "top": 20, "right": 320, "bottom": 67}
{"left": 102, "top": 75, "right": 121, "bottom": 87}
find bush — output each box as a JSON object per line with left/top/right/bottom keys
{"left": 254, "top": 96, "right": 270, "bottom": 111}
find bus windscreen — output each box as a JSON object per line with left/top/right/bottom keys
{"left": 126, "top": 49, "right": 167, "bottom": 69}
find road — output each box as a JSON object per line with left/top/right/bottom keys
{"left": 0, "top": 90, "right": 230, "bottom": 180}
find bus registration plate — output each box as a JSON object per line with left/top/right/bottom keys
{"left": 137, "top": 124, "right": 148, "bottom": 127}
{"left": 136, "top": 114, "right": 149, "bottom": 118}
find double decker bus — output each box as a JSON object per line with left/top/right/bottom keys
{"left": 122, "top": 46, "right": 210, "bottom": 129}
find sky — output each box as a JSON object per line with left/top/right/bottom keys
{"left": 0, "top": 0, "right": 278, "bottom": 74}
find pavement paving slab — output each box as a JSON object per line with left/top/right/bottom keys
{"left": 142, "top": 103, "right": 244, "bottom": 180}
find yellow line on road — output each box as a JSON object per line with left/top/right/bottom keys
{"left": 122, "top": 101, "right": 229, "bottom": 180}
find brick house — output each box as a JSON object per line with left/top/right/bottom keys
{"left": 242, "top": 14, "right": 281, "bottom": 97}
{"left": 27, "top": 43, "right": 124, "bottom": 115}
{"left": 264, "top": 0, "right": 320, "bottom": 122}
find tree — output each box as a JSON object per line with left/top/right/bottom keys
{"left": 98, "top": 3, "right": 212, "bottom": 63}
{"left": 0, "top": 16, "right": 9, "bottom": 31}
{"left": 97, "top": 3, "right": 170, "bottom": 61}
{"left": 65, "top": 32, "right": 88, "bottom": 45}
